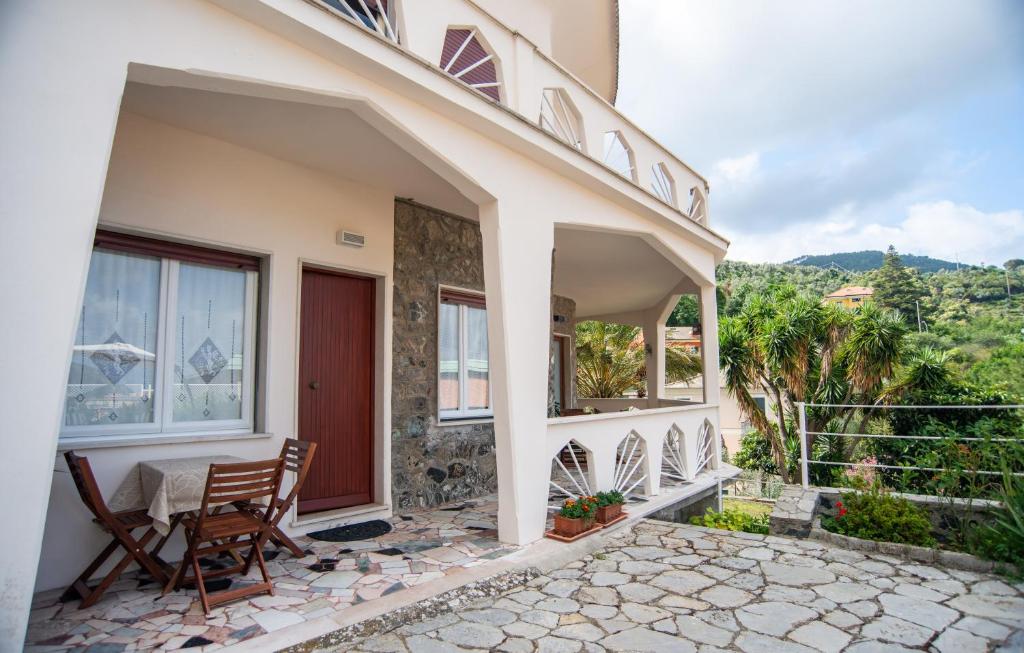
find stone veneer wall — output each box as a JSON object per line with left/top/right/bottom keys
{"left": 391, "top": 200, "right": 496, "bottom": 510}
{"left": 391, "top": 199, "right": 577, "bottom": 510}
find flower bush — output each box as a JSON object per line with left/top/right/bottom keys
{"left": 844, "top": 456, "right": 878, "bottom": 488}
{"left": 821, "top": 484, "right": 935, "bottom": 547}
{"left": 595, "top": 490, "right": 625, "bottom": 507}
{"left": 690, "top": 507, "right": 769, "bottom": 535}
{"left": 559, "top": 495, "right": 598, "bottom": 520}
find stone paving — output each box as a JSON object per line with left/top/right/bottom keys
{"left": 26, "top": 496, "right": 512, "bottom": 651}
{"left": 342, "top": 519, "right": 1024, "bottom": 653}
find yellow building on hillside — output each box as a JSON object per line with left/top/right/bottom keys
{"left": 825, "top": 286, "right": 874, "bottom": 308}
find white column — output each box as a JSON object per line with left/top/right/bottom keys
{"left": 699, "top": 284, "right": 723, "bottom": 468}
{"left": 642, "top": 317, "right": 666, "bottom": 405}
{"left": 479, "top": 201, "right": 554, "bottom": 545}
{"left": 642, "top": 293, "right": 680, "bottom": 406}
{"left": 0, "top": 22, "right": 127, "bottom": 647}
{"left": 698, "top": 285, "right": 721, "bottom": 406}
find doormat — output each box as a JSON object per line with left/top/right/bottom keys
{"left": 308, "top": 520, "right": 393, "bottom": 542}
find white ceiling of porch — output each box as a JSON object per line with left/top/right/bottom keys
{"left": 120, "top": 83, "right": 478, "bottom": 219}
{"left": 553, "top": 227, "right": 695, "bottom": 321}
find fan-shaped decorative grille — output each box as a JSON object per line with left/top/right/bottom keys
{"left": 319, "top": 0, "right": 398, "bottom": 42}
{"left": 651, "top": 163, "right": 677, "bottom": 206}
{"left": 688, "top": 186, "right": 707, "bottom": 224}
{"left": 548, "top": 440, "right": 591, "bottom": 510}
{"left": 613, "top": 431, "right": 647, "bottom": 498}
{"left": 540, "top": 89, "right": 584, "bottom": 150}
{"left": 603, "top": 131, "right": 636, "bottom": 181}
{"left": 661, "top": 424, "right": 688, "bottom": 486}
{"left": 440, "top": 28, "right": 501, "bottom": 102}
{"left": 694, "top": 419, "right": 714, "bottom": 476}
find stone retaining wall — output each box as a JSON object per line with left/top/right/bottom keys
{"left": 770, "top": 484, "right": 1001, "bottom": 573}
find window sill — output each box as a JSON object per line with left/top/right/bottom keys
{"left": 56, "top": 430, "right": 274, "bottom": 452}
{"left": 435, "top": 416, "right": 494, "bottom": 427}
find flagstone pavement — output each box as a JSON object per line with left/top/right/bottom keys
{"left": 341, "top": 520, "right": 1024, "bottom": 653}
{"left": 26, "top": 496, "right": 512, "bottom": 651}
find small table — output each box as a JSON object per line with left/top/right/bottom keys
{"left": 109, "top": 455, "right": 245, "bottom": 535}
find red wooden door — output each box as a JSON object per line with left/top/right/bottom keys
{"left": 298, "top": 268, "right": 375, "bottom": 514}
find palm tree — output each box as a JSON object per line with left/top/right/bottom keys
{"left": 575, "top": 321, "right": 702, "bottom": 399}
{"left": 719, "top": 286, "right": 908, "bottom": 482}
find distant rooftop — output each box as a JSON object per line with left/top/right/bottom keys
{"left": 826, "top": 286, "right": 874, "bottom": 298}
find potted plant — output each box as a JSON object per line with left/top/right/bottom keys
{"left": 553, "top": 495, "right": 598, "bottom": 537}
{"left": 595, "top": 490, "right": 625, "bottom": 524}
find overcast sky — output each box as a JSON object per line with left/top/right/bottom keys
{"left": 617, "top": 0, "right": 1024, "bottom": 266}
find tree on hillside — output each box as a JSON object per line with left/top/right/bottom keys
{"left": 667, "top": 295, "right": 700, "bottom": 327}
{"left": 575, "top": 321, "right": 702, "bottom": 399}
{"left": 719, "top": 286, "right": 907, "bottom": 482}
{"left": 1006, "top": 259, "right": 1024, "bottom": 271}
{"left": 873, "top": 246, "right": 926, "bottom": 318}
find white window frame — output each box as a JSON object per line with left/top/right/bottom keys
{"left": 60, "top": 254, "right": 258, "bottom": 442}
{"left": 438, "top": 286, "right": 492, "bottom": 421}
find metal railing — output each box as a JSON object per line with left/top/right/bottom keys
{"left": 795, "top": 402, "right": 1024, "bottom": 490}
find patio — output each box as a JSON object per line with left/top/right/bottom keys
{"left": 26, "top": 496, "right": 510, "bottom": 651}
{"left": 342, "top": 519, "right": 1024, "bottom": 652}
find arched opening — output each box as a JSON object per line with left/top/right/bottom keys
{"left": 440, "top": 27, "right": 502, "bottom": 102}
{"left": 651, "top": 162, "right": 677, "bottom": 207}
{"left": 602, "top": 130, "right": 637, "bottom": 181}
{"left": 539, "top": 88, "right": 585, "bottom": 151}
{"left": 316, "top": 0, "right": 399, "bottom": 42}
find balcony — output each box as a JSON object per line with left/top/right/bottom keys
{"left": 301, "top": 0, "right": 711, "bottom": 229}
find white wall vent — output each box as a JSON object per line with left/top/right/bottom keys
{"left": 337, "top": 230, "right": 366, "bottom": 248}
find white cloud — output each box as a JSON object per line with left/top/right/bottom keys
{"left": 617, "top": 0, "right": 1024, "bottom": 263}
{"left": 619, "top": 0, "right": 1023, "bottom": 161}
{"left": 722, "top": 201, "right": 1024, "bottom": 266}
{"left": 714, "top": 152, "right": 760, "bottom": 184}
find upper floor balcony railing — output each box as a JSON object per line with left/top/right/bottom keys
{"left": 308, "top": 0, "right": 711, "bottom": 228}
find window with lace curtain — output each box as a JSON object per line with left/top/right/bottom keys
{"left": 62, "top": 231, "right": 259, "bottom": 440}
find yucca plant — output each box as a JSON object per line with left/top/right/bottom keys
{"left": 719, "top": 285, "right": 909, "bottom": 482}
{"left": 575, "top": 321, "right": 701, "bottom": 398}
{"left": 973, "top": 466, "right": 1024, "bottom": 575}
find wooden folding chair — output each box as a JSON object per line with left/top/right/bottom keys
{"left": 62, "top": 452, "right": 171, "bottom": 608}
{"left": 234, "top": 438, "right": 317, "bottom": 557}
{"left": 164, "top": 458, "right": 285, "bottom": 614}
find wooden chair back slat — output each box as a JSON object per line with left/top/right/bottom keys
{"left": 197, "top": 459, "right": 284, "bottom": 529}
{"left": 208, "top": 470, "right": 283, "bottom": 485}
{"left": 279, "top": 438, "right": 317, "bottom": 502}
{"left": 281, "top": 438, "right": 314, "bottom": 474}
{"left": 64, "top": 451, "right": 113, "bottom": 522}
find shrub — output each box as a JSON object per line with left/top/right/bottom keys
{"left": 595, "top": 490, "right": 624, "bottom": 507}
{"left": 969, "top": 468, "right": 1024, "bottom": 576}
{"left": 821, "top": 485, "right": 935, "bottom": 547}
{"left": 690, "top": 507, "right": 769, "bottom": 535}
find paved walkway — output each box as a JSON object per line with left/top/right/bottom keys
{"left": 27, "top": 497, "right": 510, "bottom": 651}
{"left": 342, "top": 520, "right": 1024, "bottom": 653}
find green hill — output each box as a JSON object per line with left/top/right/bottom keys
{"left": 711, "top": 255, "right": 1024, "bottom": 398}
{"left": 787, "top": 250, "right": 961, "bottom": 273}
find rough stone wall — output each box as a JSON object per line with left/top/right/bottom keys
{"left": 391, "top": 200, "right": 497, "bottom": 510}
{"left": 390, "top": 200, "right": 578, "bottom": 509}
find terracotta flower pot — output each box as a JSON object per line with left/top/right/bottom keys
{"left": 554, "top": 514, "right": 589, "bottom": 537}
{"left": 596, "top": 503, "right": 623, "bottom": 524}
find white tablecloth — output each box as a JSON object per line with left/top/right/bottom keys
{"left": 108, "top": 455, "right": 245, "bottom": 535}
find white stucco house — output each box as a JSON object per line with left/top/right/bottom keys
{"left": 0, "top": 0, "right": 729, "bottom": 646}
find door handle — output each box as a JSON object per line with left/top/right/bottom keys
{"left": 309, "top": 381, "right": 320, "bottom": 390}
